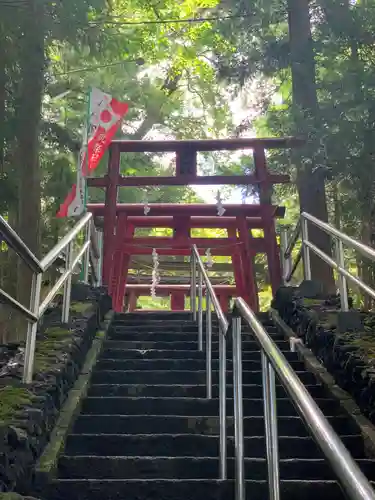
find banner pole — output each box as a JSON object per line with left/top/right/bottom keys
{"left": 79, "top": 88, "right": 92, "bottom": 281}
{"left": 83, "top": 86, "right": 92, "bottom": 211}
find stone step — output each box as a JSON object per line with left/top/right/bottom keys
{"left": 86, "top": 383, "right": 326, "bottom": 399}
{"left": 114, "top": 312, "right": 194, "bottom": 321}
{"left": 64, "top": 434, "right": 365, "bottom": 459}
{"left": 111, "top": 315, "right": 271, "bottom": 325}
{"left": 100, "top": 348, "right": 297, "bottom": 361}
{"left": 90, "top": 369, "right": 318, "bottom": 386}
{"left": 102, "top": 339, "right": 292, "bottom": 351}
{"left": 107, "top": 331, "right": 284, "bottom": 342}
{"left": 72, "top": 414, "right": 360, "bottom": 437}
{"left": 80, "top": 396, "right": 342, "bottom": 417}
{"left": 111, "top": 319, "right": 198, "bottom": 327}
{"left": 110, "top": 323, "right": 278, "bottom": 332}
{"left": 109, "top": 326, "right": 201, "bottom": 336}
{"left": 94, "top": 358, "right": 307, "bottom": 372}
{"left": 43, "top": 478, "right": 352, "bottom": 500}
{"left": 112, "top": 311, "right": 269, "bottom": 321}
{"left": 58, "top": 455, "right": 375, "bottom": 480}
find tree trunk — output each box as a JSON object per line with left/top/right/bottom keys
{"left": 318, "top": 0, "right": 375, "bottom": 305}
{"left": 331, "top": 183, "right": 341, "bottom": 230}
{"left": 14, "top": 1, "right": 44, "bottom": 340}
{"left": 360, "top": 214, "right": 374, "bottom": 310}
{"left": 287, "top": 0, "right": 336, "bottom": 293}
{"left": 0, "top": 25, "right": 5, "bottom": 172}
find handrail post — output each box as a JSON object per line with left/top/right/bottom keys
{"left": 62, "top": 241, "right": 74, "bottom": 323}
{"left": 280, "top": 227, "right": 291, "bottom": 285}
{"left": 262, "top": 351, "right": 280, "bottom": 500}
{"left": 206, "top": 291, "right": 212, "bottom": 399}
{"left": 23, "top": 272, "right": 42, "bottom": 384}
{"left": 301, "top": 216, "right": 312, "bottom": 280}
{"left": 336, "top": 239, "right": 349, "bottom": 311}
{"left": 198, "top": 268, "right": 203, "bottom": 351}
{"left": 232, "top": 316, "right": 245, "bottom": 500}
{"left": 97, "top": 230, "right": 103, "bottom": 287}
{"left": 189, "top": 245, "right": 229, "bottom": 480}
{"left": 83, "top": 219, "right": 91, "bottom": 284}
{"left": 219, "top": 325, "right": 227, "bottom": 479}
{"left": 191, "top": 250, "right": 197, "bottom": 320}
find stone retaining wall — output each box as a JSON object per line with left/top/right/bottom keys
{"left": 0, "top": 285, "right": 111, "bottom": 495}
{"left": 272, "top": 284, "right": 375, "bottom": 425}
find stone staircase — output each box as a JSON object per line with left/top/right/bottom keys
{"left": 41, "top": 311, "right": 375, "bottom": 500}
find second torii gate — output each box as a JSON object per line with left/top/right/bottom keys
{"left": 87, "top": 137, "right": 302, "bottom": 312}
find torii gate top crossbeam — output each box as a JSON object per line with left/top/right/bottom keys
{"left": 111, "top": 137, "right": 304, "bottom": 152}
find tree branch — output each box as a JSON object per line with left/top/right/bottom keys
{"left": 128, "top": 67, "right": 183, "bottom": 139}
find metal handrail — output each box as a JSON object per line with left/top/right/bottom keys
{"left": 191, "top": 245, "right": 229, "bottom": 334}
{"left": 232, "top": 297, "right": 375, "bottom": 500}
{"left": 90, "top": 221, "right": 100, "bottom": 260}
{"left": 280, "top": 212, "right": 375, "bottom": 310}
{"left": 303, "top": 212, "right": 375, "bottom": 262}
{"left": 40, "top": 212, "right": 92, "bottom": 270}
{"left": 38, "top": 241, "right": 91, "bottom": 317}
{"left": 190, "top": 244, "right": 228, "bottom": 479}
{"left": 284, "top": 218, "right": 300, "bottom": 259}
{"left": 0, "top": 212, "right": 102, "bottom": 383}
{"left": 0, "top": 288, "right": 37, "bottom": 322}
{"left": 0, "top": 216, "right": 43, "bottom": 273}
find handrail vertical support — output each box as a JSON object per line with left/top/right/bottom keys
{"left": 262, "top": 351, "right": 280, "bottom": 500}
{"left": 198, "top": 269, "right": 203, "bottom": 351}
{"left": 206, "top": 291, "right": 212, "bottom": 399}
{"left": 191, "top": 251, "right": 197, "bottom": 320}
{"left": 301, "top": 217, "right": 311, "bottom": 280}
{"left": 280, "top": 227, "right": 291, "bottom": 285}
{"left": 23, "top": 272, "right": 42, "bottom": 384}
{"left": 62, "top": 241, "right": 74, "bottom": 324}
{"left": 232, "top": 316, "right": 245, "bottom": 500}
{"left": 219, "top": 326, "right": 227, "bottom": 479}
{"left": 336, "top": 239, "right": 349, "bottom": 311}
{"left": 97, "top": 230, "right": 103, "bottom": 287}
{"left": 190, "top": 244, "right": 229, "bottom": 480}
{"left": 83, "top": 218, "right": 92, "bottom": 283}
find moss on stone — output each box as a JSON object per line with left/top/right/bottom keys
{"left": 0, "top": 494, "right": 40, "bottom": 500}
{"left": 319, "top": 312, "right": 338, "bottom": 329}
{"left": 36, "top": 332, "right": 106, "bottom": 478}
{"left": 32, "top": 325, "right": 73, "bottom": 373}
{"left": 37, "top": 339, "right": 70, "bottom": 354}
{"left": 70, "top": 302, "right": 92, "bottom": 314}
{"left": 43, "top": 326, "right": 71, "bottom": 341}
{"left": 0, "top": 386, "right": 33, "bottom": 422}
{"left": 33, "top": 354, "right": 54, "bottom": 373}
{"left": 346, "top": 334, "right": 375, "bottom": 364}
{"left": 0, "top": 494, "right": 26, "bottom": 500}
{"left": 302, "top": 298, "right": 324, "bottom": 307}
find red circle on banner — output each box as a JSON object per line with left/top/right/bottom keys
{"left": 100, "top": 109, "right": 112, "bottom": 123}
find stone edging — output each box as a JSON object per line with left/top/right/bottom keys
{"left": 34, "top": 311, "right": 113, "bottom": 485}
{"left": 271, "top": 308, "right": 375, "bottom": 457}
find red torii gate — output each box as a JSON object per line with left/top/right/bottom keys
{"left": 87, "top": 137, "right": 302, "bottom": 312}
